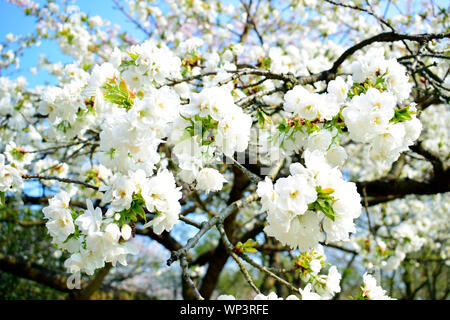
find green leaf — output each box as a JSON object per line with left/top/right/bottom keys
{"left": 0, "top": 191, "right": 5, "bottom": 207}
{"left": 101, "top": 77, "right": 135, "bottom": 110}
{"left": 119, "top": 79, "right": 128, "bottom": 92}
{"left": 257, "top": 108, "right": 272, "bottom": 128}
{"left": 56, "top": 120, "right": 72, "bottom": 133}
{"left": 278, "top": 121, "right": 288, "bottom": 133}
{"left": 82, "top": 64, "right": 92, "bottom": 72}
{"left": 235, "top": 239, "right": 259, "bottom": 253}
{"left": 10, "top": 147, "right": 25, "bottom": 162}
{"left": 391, "top": 107, "right": 413, "bottom": 123}
{"left": 126, "top": 51, "right": 140, "bottom": 61}
{"left": 132, "top": 204, "right": 145, "bottom": 219}
{"left": 317, "top": 199, "right": 336, "bottom": 221}
{"left": 106, "top": 148, "right": 116, "bottom": 160}
{"left": 309, "top": 187, "right": 337, "bottom": 221}
{"left": 261, "top": 56, "right": 272, "bottom": 69}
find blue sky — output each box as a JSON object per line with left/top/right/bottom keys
{"left": 0, "top": 0, "right": 150, "bottom": 87}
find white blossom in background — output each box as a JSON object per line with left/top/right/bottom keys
{"left": 0, "top": 154, "right": 23, "bottom": 193}
{"left": 362, "top": 273, "right": 395, "bottom": 300}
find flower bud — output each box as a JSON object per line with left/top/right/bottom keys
{"left": 121, "top": 224, "right": 132, "bottom": 241}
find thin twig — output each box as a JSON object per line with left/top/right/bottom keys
{"left": 180, "top": 256, "right": 204, "bottom": 300}
{"left": 218, "top": 223, "right": 261, "bottom": 294}
{"left": 167, "top": 192, "right": 259, "bottom": 266}
{"left": 22, "top": 174, "right": 99, "bottom": 191}
{"left": 218, "top": 222, "right": 299, "bottom": 293}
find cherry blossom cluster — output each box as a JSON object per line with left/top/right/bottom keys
{"left": 42, "top": 169, "right": 182, "bottom": 276}
{"left": 342, "top": 48, "right": 422, "bottom": 165}
{"left": 264, "top": 47, "right": 422, "bottom": 170}
{"left": 100, "top": 169, "right": 182, "bottom": 235}
{"left": 43, "top": 191, "right": 138, "bottom": 275}
{"left": 169, "top": 86, "right": 252, "bottom": 192}
{"left": 257, "top": 150, "right": 361, "bottom": 251}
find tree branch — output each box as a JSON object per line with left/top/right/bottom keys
{"left": 0, "top": 253, "right": 70, "bottom": 292}
{"left": 22, "top": 174, "right": 99, "bottom": 191}
{"left": 356, "top": 167, "right": 450, "bottom": 198}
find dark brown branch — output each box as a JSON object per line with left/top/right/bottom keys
{"left": 0, "top": 219, "right": 45, "bottom": 227}
{"left": 0, "top": 254, "right": 149, "bottom": 299}
{"left": 386, "top": 153, "right": 406, "bottom": 179}
{"left": 22, "top": 174, "right": 99, "bottom": 191}
{"left": 409, "top": 141, "right": 445, "bottom": 176}
{"left": 356, "top": 167, "right": 450, "bottom": 198}
{"left": 72, "top": 264, "right": 112, "bottom": 300}
{"left": 298, "top": 31, "right": 450, "bottom": 85}
{"left": 0, "top": 253, "right": 70, "bottom": 292}
{"left": 136, "top": 228, "right": 183, "bottom": 252}
{"left": 24, "top": 139, "right": 97, "bottom": 154}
